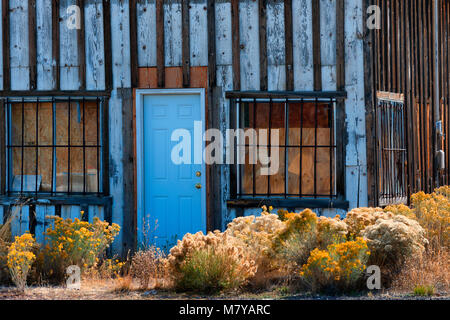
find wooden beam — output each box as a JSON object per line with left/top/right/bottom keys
{"left": 258, "top": 0, "right": 267, "bottom": 91}
{"left": 119, "top": 88, "right": 135, "bottom": 254}
{"left": 336, "top": 0, "right": 345, "bottom": 91}
{"left": 181, "top": 0, "right": 190, "bottom": 87}
{"left": 102, "top": 96, "right": 110, "bottom": 196}
{"left": 129, "top": 0, "right": 139, "bottom": 88}
{"left": 284, "top": 0, "right": 293, "bottom": 91}
{"left": 156, "top": 0, "right": 165, "bottom": 88}
{"left": 227, "top": 199, "right": 350, "bottom": 210}
{"left": 363, "top": 0, "right": 375, "bottom": 206}
{"left": 0, "top": 99, "right": 5, "bottom": 194}
{"left": 231, "top": 0, "right": 240, "bottom": 90}
{"left": 102, "top": 0, "right": 112, "bottom": 90}
{"left": 225, "top": 90, "right": 347, "bottom": 99}
{"left": 207, "top": 0, "right": 216, "bottom": 88}
{"left": 77, "top": 0, "right": 86, "bottom": 90}
{"left": 2, "top": 0, "right": 10, "bottom": 91}
{"left": 28, "top": 0, "right": 37, "bottom": 90}
{"left": 0, "top": 90, "right": 110, "bottom": 97}
{"left": 311, "top": 0, "right": 322, "bottom": 91}
{"left": 52, "top": 0, "right": 60, "bottom": 91}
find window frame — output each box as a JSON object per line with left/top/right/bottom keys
{"left": 226, "top": 91, "right": 348, "bottom": 210}
{"left": 1, "top": 95, "right": 109, "bottom": 197}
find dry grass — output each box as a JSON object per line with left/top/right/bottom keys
{"left": 130, "top": 247, "right": 168, "bottom": 290}
{"left": 113, "top": 276, "right": 134, "bottom": 293}
{"left": 391, "top": 248, "right": 449, "bottom": 294}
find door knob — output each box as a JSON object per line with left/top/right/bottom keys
{"left": 195, "top": 183, "right": 202, "bottom": 189}
{"left": 196, "top": 171, "right": 202, "bottom": 177}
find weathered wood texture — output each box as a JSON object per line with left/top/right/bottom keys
{"left": 0, "top": 0, "right": 380, "bottom": 246}
{"left": 370, "top": 0, "right": 449, "bottom": 204}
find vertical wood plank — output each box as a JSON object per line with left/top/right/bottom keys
{"left": 88, "top": 205, "right": 104, "bottom": 223}
{"left": 258, "top": 0, "right": 267, "bottom": 91}
{"left": 0, "top": 0, "right": 4, "bottom": 90}
{"left": 320, "top": 0, "right": 336, "bottom": 91}
{"left": 61, "top": 205, "right": 71, "bottom": 220}
{"left": 182, "top": 0, "right": 190, "bottom": 87}
{"left": 85, "top": 0, "right": 106, "bottom": 90}
{"left": 102, "top": 0, "right": 112, "bottom": 90}
{"left": 207, "top": 0, "right": 216, "bottom": 87}
{"left": 36, "top": 0, "right": 55, "bottom": 90}
{"left": 35, "top": 205, "right": 55, "bottom": 244}
{"left": 164, "top": 0, "right": 182, "bottom": 67}
{"left": 292, "top": 0, "right": 313, "bottom": 91}
{"left": 156, "top": 0, "right": 165, "bottom": 87}
{"left": 11, "top": 205, "right": 30, "bottom": 238}
{"left": 110, "top": 0, "right": 131, "bottom": 88}
{"left": 129, "top": 0, "right": 138, "bottom": 87}
{"left": 137, "top": 0, "right": 156, "bottom": 68}
{"left": 0, "top": 100, "right": 5, "bottom": 195}
{"left": 312, "top": 0, "right": 322, "bottom": 91}
{"left": 1, "top": 0, "right": 11, "bottom": 91}
{"left": 10, "top": 0, "right": 30, "bottom": 90}
{"left": 231, "top": 0, "right": 240, "bottom": 90}
{"left": 239, "top": 0, "right": 259, "bottom": 91}
{"left": 336, "top": 0, "right": 345, "bottom": 91}
{"left": 76, "top": 0, "right": 86, "bottom": 90}
{"left": 59, "top": 0, "right": 80, "bottom": 90}
{"left": 52, "top": 0, "right": 60, "bottom": 90}
{"left": 190, "top": 0, "right": 208, "bottom": 67}
{"left": 284, "top": 0, "right": 293, "bottom": 91}
{"left": 28, "top": 0, "right": 37, "bottom": 90}
{"left": 267, "top": 0, "right": 285, "bottom": 91}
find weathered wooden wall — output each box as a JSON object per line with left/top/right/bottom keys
{"left": 0, "top": 0, "right": 370, "bottom": 251}
{"left": 368, "top": 0, "right": 450, "bottom": 206}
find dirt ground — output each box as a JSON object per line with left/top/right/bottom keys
{"left": 0, "top": 280, "right": 449, "bottom": 300}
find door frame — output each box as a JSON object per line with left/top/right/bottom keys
{"left": 135, "top": 88, "right": 207, "bottom": 247}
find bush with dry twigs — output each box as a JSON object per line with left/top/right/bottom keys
{"left": 391, "top": 249, "right": 449, "bottom": 294}
{"left": 131, "top": 247, "right": 167, "bottom": 290}
{"left": 362, "top": 215, "right": 429, "bottom": 276}
{"left": 167, "top": 231, "right": 256, "bottom": 293}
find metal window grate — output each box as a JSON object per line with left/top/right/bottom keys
{"left": 376, "top": 96, "right": 408, "bottom": 206}
{"left": 5, "top": 96, "right": 105, "bottom": 196}
{"left": 230, "top": 97, "right": 338, "bottom": 200}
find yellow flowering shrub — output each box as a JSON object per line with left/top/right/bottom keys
{"left": 344, "top": 207, "right": 393, "bottom": 237}
{"left": 272, "top": 209, "right": 319, "bottom": 268}
{"left": 362, "top": 215, "right": 428, "bottom": 271}
{"left": 411, "top": 189, "right": 450, "bottom": 249}
{"left": 384, "top": 204, "right": 416, "bottom": 220}
{"left": 225, "top": 213, "right": 284, "bottom": 272}
{"left": 7, "top": 233, "right": 36, "bottom": 291}
{"left": 38, "top": 216, "right": 120, "bottom": 282}
{"left": 317, "top": 216, "right": 348, "bottom": 249}
{"left": 299, "top": 238, "right": 370, "bottom": 293}
{"left": 167, "top": 231, "right": 257, "bottom": 292}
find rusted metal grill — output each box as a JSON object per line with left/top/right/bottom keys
{"left": 376, "top": 95, "right": 408, "bottom": 206}
{"left": 5, "top": 96, "right": 105, "bottom": 196}
{"left": 229, "top": 95, "right": 339, "bottom": 200}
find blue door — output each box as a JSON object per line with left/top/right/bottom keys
{"left": 143, "top": 93, "right": 205, "bottom": 249}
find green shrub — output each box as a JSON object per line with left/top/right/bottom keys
{"left": 175, "top": 247, "right": 246, "bottom": 294}
{"left": 413, "top": 285, "right": 435, "bottom": 297}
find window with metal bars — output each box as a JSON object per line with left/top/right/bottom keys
{"left": 375, "top": 94, "right": 408, "bottom": 206}
{"left": 229, "top": 95, "right": 338, "bottom": 200}
{"left": 5, "top": 97, "right": 105, "bottom": 195}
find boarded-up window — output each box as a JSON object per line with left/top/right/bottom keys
{"left": 6, "top": 97, "right": 104, "bottom": 195}
{"left": 231, "top": 97, "right": 337, "bottom": 199}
